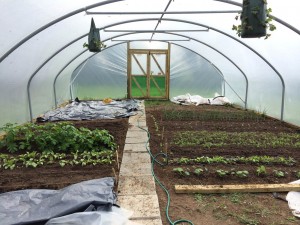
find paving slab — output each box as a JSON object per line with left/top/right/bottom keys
{"left": 119, "top": 163, "right": 152, "bottom": 176}
{"left": 122, "top": 152, "right": 151, "bottom": 164}
{"left": 126, "top": 130, "right": 147, "bottom": 137}
{"left": 118, "top": 175, "right": 156, "bottom": 196}
{"left": 118, "top": 195, "right": 161, "bottom": 219}
{"left": 124, "top": 143, "right": 149, "bottom": 152}
{"left": 125, "top": 136, "right": 149, "bottom": 144}
{"left": 127, "top": 219, "right": 162, "bottom": 225}
{"left": 128, "top": 126, "right": 148, "bottom": 132}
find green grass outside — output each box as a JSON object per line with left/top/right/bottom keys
{"left": 131, "top": 76, "right": 166, "bottom": 98}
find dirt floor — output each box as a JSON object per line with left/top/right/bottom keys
{"left": 1, "top": 102, "right": 300, "bottom": 225}
{"left": 0, "top": 118, "right": 128, "bottom": 193}
{"left": 145, "top": 102, "right": 300, "bottom": 225}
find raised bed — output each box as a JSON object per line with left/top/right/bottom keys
{"left": 146, "top": 102, "right": 300, "bottom": 225}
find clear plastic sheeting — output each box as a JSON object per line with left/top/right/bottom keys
{"left": 0, "top": 0, "right": 300, "bottom": 127}
{"left": 38, "top": 99, "right": 140, "bottom": 122}
{"left": 171, "top": 93, "right": 230, "bottom": 106}
{"left": 0, "top": 177, "right": 117, "bottom": 225}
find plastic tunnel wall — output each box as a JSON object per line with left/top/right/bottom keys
{"left": 70, "top": 43, "right": 224, "bottom": 100}
{"left": 0, "top": 0, "right": 300, "bottom": 127}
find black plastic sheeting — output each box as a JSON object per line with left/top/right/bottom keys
{"left": 0, "top": 178, "right": 117, "bottom": 225}
{"left": 37, "top": 99, "right": 140, "bottom": 122}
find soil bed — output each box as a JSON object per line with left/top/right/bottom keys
{"left": 146, "top": 103, "right": 300, "bottom": 225}
{"left": 0, "top": 118, "right": 128, "bottom": 193}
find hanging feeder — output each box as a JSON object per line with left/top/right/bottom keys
{"left": 87, "top": 18, "right": 102, "bottom": 52}
{"left": 240, "top": 0, "right": 267, "bottom": 38}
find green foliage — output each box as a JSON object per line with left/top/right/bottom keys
{"left": 256, "top": 165, "right": 267, "bottom": 176}
{"left": 216, "top": 169, "right": 229, "bottom": 177}
{"left": 173, "top": 167, "right": 190, "bottom": 176}
{"left": 194, "top": 168, "right": 204, "bottom": 176}
{"left": 173, "top": 130, "right": 300, "bottom": 149}
{"left": 0, "top": 122, "right": 116, "bottom": 153}
{"left": 0, "top": 150, "right": 114, "bottom": 170}
{"left": 163, "top": 110, "right": 265, "bottom": 122}
{"left": 273, "top": 170, "right": 285, "bottom": 178}
{"left": 296, "top": 171, "right": 300, "bottom": 179}
{"left": 171, "top": 155, "right": 296, "bottom": 166}
{"left": 236, "top": 170, "right": 249, "bottom": 178}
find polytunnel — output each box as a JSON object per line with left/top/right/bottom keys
{"left": 0, "top": 0, "right": 300, "bottom": 127}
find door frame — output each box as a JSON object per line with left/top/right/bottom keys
{"left": 127, "top": 42, "right": 170, "bottom": 99}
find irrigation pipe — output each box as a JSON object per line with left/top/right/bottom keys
{"left": 136, "top": 102, "right": 194, "bottom": 225}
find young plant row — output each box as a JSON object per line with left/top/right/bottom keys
{"left": 0, "top": 122, "right": 116, "bottom": 153}
{"left": 173, "top": 130, "right": 300, "bottom": 148}
{"left": 173, "top": 166, "right": 298, "bottom": 179}
{"left": 170, "top": 156, "right": 296, "bottom": 166}
{"left": 163, "top": 109, "right": 266, "bottom": 122}
{"left": 0, "top": 150, "right": 115, "bottom": 170}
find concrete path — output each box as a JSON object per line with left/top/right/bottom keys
{"left": 118, "top": 102, "right": 163, "bottom": 225}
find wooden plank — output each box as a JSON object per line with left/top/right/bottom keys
{"left": 132, "top": 76, "right": 146, "bottom": 96}
{"left": 175, "top": 184, "right": 300, "bottom": 194}
{"left": 150, "top": 54, "right": 165, "bottom": 76}
{"left": 127, "top": 42, "right": 131, "bottom": 98}
{"left": 132, "top": 54, "right": 147, "bottom": 75}
{"left": 150, "top": 75, "right": 164, "bottom": 96}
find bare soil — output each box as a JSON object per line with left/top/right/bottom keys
{"left": 0, "top": 118, "right": 128, "bottom": 193}
{"left": 146, "top": 103, "right": 300, "bottom": 225}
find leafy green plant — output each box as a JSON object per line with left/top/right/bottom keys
{"left": 83, "top": 40, "right": 106, "bottom": 50}
{"left": 256, "top": 165, "right": 267, "bottom": 176}
{"left": 194, "top": 168, "right": 204, "bottom": 176}
{"left": 295, "top": 171, "right": 300, "bottom": 179}
{"left": 232, "top": 0, "right": 276, "bottom": 39}
{"left": 173, "top": 167, "right": 190, "bottom": 176}
{"left": 0, "top": 122, "right": 116, "bottom": 153}
{"left": 236, "top": 170, "right": 249, "bottom": 178}
{"left": 216, "top": 169, "right": 229, "bottom": 177}
{"left": 273, "top": 170, "right": 285, "bottom": 178}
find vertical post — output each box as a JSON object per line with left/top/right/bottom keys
{"left": 167, "top": 43, "right": 171, "bottom": 100}
{"left": 127, "top": 42, "right": 131, "bottom": 98}
{"left": 146, "top": 51, "right": 151, "bottom": 98}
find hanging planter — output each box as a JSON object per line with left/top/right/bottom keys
{"left": 232, "top": 0, "right": 276, "bottom": 39}
{"left": 83, "top": 18, "right": 106, "bottom": 52}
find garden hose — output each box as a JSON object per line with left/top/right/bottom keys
{"left": 136, "top": 108, "right": 194, "bottom": 225}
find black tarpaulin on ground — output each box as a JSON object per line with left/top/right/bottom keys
{"left": 37, "top": 99, "right": 140, "bottom": 122}
{"left": 0, "top": 178, "right": 118, "bottom": 225}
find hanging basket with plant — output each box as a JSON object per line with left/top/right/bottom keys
{"left": 232, "top": 0, "right": 276, "bottom": 39}
{"left": 83, "top": 18, "right": 106, "bottom": 52}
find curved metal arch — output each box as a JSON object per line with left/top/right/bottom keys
{"left": 0, "top": 0, "right": 124, "bottom": 63}
{"left": 106, "top": 31, "right": 249, "bottom": 107}
{"left": 56, "top": 31, "right": 248, "bottom": 108}
{"left": 169, "top": 42, "right": 247, "bottom": 103}
{"left": 68, "top": 41, "right": 229, "bottom": 99}
{"left": 27, "top": 34, "right": 87, "bottom": 121}
{"left": 53, "top": 50, "right": 88, "bottom": 107}
{"left": 101, "top": 17, "right": 284, "bottom": 120}
{"left": 214, "top": 0, "right": 300, "bottom": 35}
{"left": 53, "top": 42, "right": 126, "bottom": 108}
{"left": 69, "top": 42, "right": 127, "bottom": 100}
{"left": 29, "top": 28, "right": 249, "bottom": 120}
